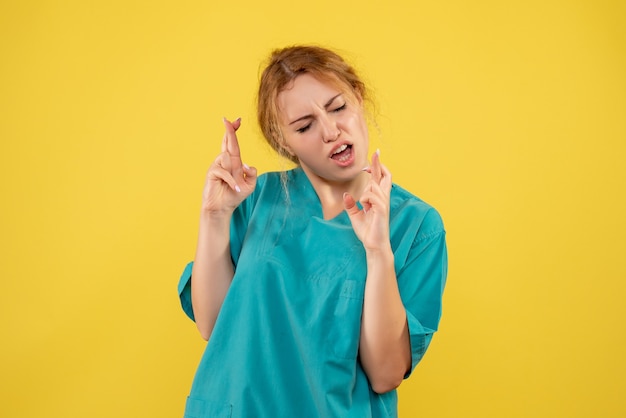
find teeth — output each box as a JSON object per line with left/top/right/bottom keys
{"left": 332, "top": 144, "right": 348, "bottom": 155}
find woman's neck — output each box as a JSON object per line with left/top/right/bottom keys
{"left": 302, "top": 168, "right": 370, "bottom": 220}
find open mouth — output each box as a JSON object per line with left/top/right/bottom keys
{"left": 330, "top": 144, "right": 353, "bottom": 163}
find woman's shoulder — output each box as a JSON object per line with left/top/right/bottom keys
{"left": 255, "top": 169, "right": 293, "bottom": 184}
{"left": 243, "top": 169, "right": 295, "bottom": 205}
{"left": 254, "top": 168, "right": 306, "bottom": 192}
{"left": 389, "top": 183, "right": 445, "bottom": 235}
{"left": 247, "top": 170, "right": 284, "bottom": 193}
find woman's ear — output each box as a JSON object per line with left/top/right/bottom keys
{"left": 276, "top": 129, "right": 295, "bottom": 157}
{"left": 278, "top": 137, "right": 295, "bottom": 157}
{"left": 283, "top": 144, "right": 295, "bottom": 157}
{"left": 356, "top": 91, "right": 363, "bottom": 105}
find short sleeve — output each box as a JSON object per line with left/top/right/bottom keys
{"left": 176, "top": 175, "right": 264, "bottom": 323}
{"left": 397, "top": 209, "right": 448, "bottom": 378}
{"left": 178, "top": 261, "right": 195, "bottom": 321}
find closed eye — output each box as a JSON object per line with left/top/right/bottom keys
{"left": 296, "top": 123, "right": 311, "bottom": 134}
{"left": 331, "top": 103, "right": 347, "bottom": 113}
{"left": 295, "top": 102, "right": 346, "bottom": 133}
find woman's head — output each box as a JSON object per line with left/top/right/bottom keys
{"left": 257, "top": 45, "right": 368, "bottom": 164}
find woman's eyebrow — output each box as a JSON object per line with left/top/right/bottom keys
{"left": 288, "top": 93, "right": 343, "bottom": 125}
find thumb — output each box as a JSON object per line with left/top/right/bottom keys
{"left": 243, "top": 164, "right": 258, "bottom": 186}
{"left": 343, "top": 192, "right": 360, "bottom": 217}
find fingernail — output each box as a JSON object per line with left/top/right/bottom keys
{"left": 243, "top": 163, "right": 250, "bottom": 170}
{"left": 236, "top": 117, "right": 241, "bottom": 123}
{"left": 361, "top": 166, "right": 370, "bottom": 171}
{"left": 375, "top": 148, "right": 380, "bottom": 156}
{"left": 235, "top": 185, "right": 241, "bottom": 193}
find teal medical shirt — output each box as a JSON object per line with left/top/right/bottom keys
{"left": 178, "top": 167, "right": 447, "bottom": 418}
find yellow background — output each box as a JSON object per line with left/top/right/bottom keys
{"left": 1, "top": 1, "right": 625, "bottom": 417}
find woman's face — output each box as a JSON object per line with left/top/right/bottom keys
{"left": 277, "top": 73, "right": 369, "bottom": 185}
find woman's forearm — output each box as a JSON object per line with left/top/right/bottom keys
{"left": 191, "top": 212, "right": 235, "bottom": 341}
{"left": 359, "top": 246, "right": 412, "bottom": 394}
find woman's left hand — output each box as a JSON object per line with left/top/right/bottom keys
{"left": 343, "top": 150, "right": 393, "bottom": 252}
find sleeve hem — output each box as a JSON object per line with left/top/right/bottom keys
{"left": 404, "top": 309, "right": 434, "bottom": 378}
{"left": 178, "top": 261, "right": 195, "bottom": 322}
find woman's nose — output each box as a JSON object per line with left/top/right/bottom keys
{"left": 321, "top": 117, "right": 340, "bottom": 143}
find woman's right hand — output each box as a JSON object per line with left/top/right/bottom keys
{"left": 201, "top": 117, "right": 257, "bottom": 215}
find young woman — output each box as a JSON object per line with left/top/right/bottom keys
{"left": 177, "top": 45, "right": 447, "bottom": 418}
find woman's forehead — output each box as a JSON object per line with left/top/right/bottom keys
{"left": 277, "top": 74, "right": 354, "bottom": 112}
{"left": 276, "top": 76, "right": 339, "bottom": 119}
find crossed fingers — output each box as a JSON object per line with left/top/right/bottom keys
{"left": 361, "top": 150, "right": 392, "bottom": 209}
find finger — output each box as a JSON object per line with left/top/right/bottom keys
{"left": 242, "top": 163, "right": 258, "bottom": 187}
{"left": 364, "top": 178, "right": 388, "bottom": 200}
{"left": 379, "top": 162, "right": 392, "bottom": 194}
{"left": 208, "top": 165, "right": 240, "bottom": 193}
{"left": 359, "top": 187, "right": 373, "bottom": 213}
{"left": 371, "top": 149, "right": 382, "bottom": 184}
{"left": 343, "top": 192, "right": 361, "bottom": 217}
{"left": 220, "top": 118, "right": 239, "bottom": 154}
{"left": 223, "top": 118, "right": 245, "bottom": 185}
{"left": 223, "top": 117, "right": 242, "bottom": 158}
{"left": 221, "top": 131, "right": 228, "bottom": 153}
{"left": 362, "top": 179, "right": 386, "bottom": 212}
{"left": 361, "top": 189, "right": 386, "bottom": 213}
{"left": 361, "top": 200, "right": 372, "bottom": 214}
{"left": 232, "top": 117, "right": 242, "bottom": 131}
{"left": 214, "top": 151, "right": 232, "bottom": 171}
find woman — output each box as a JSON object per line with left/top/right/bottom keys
{"left": 178, "top": 45, "right": 447, "bottom": 418}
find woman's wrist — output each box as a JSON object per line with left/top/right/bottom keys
{"left": 364, "top": 244, "right": 394, "bottom": 266}
{"left": 199, "top": 208, "right": 233, "bottom": 229}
